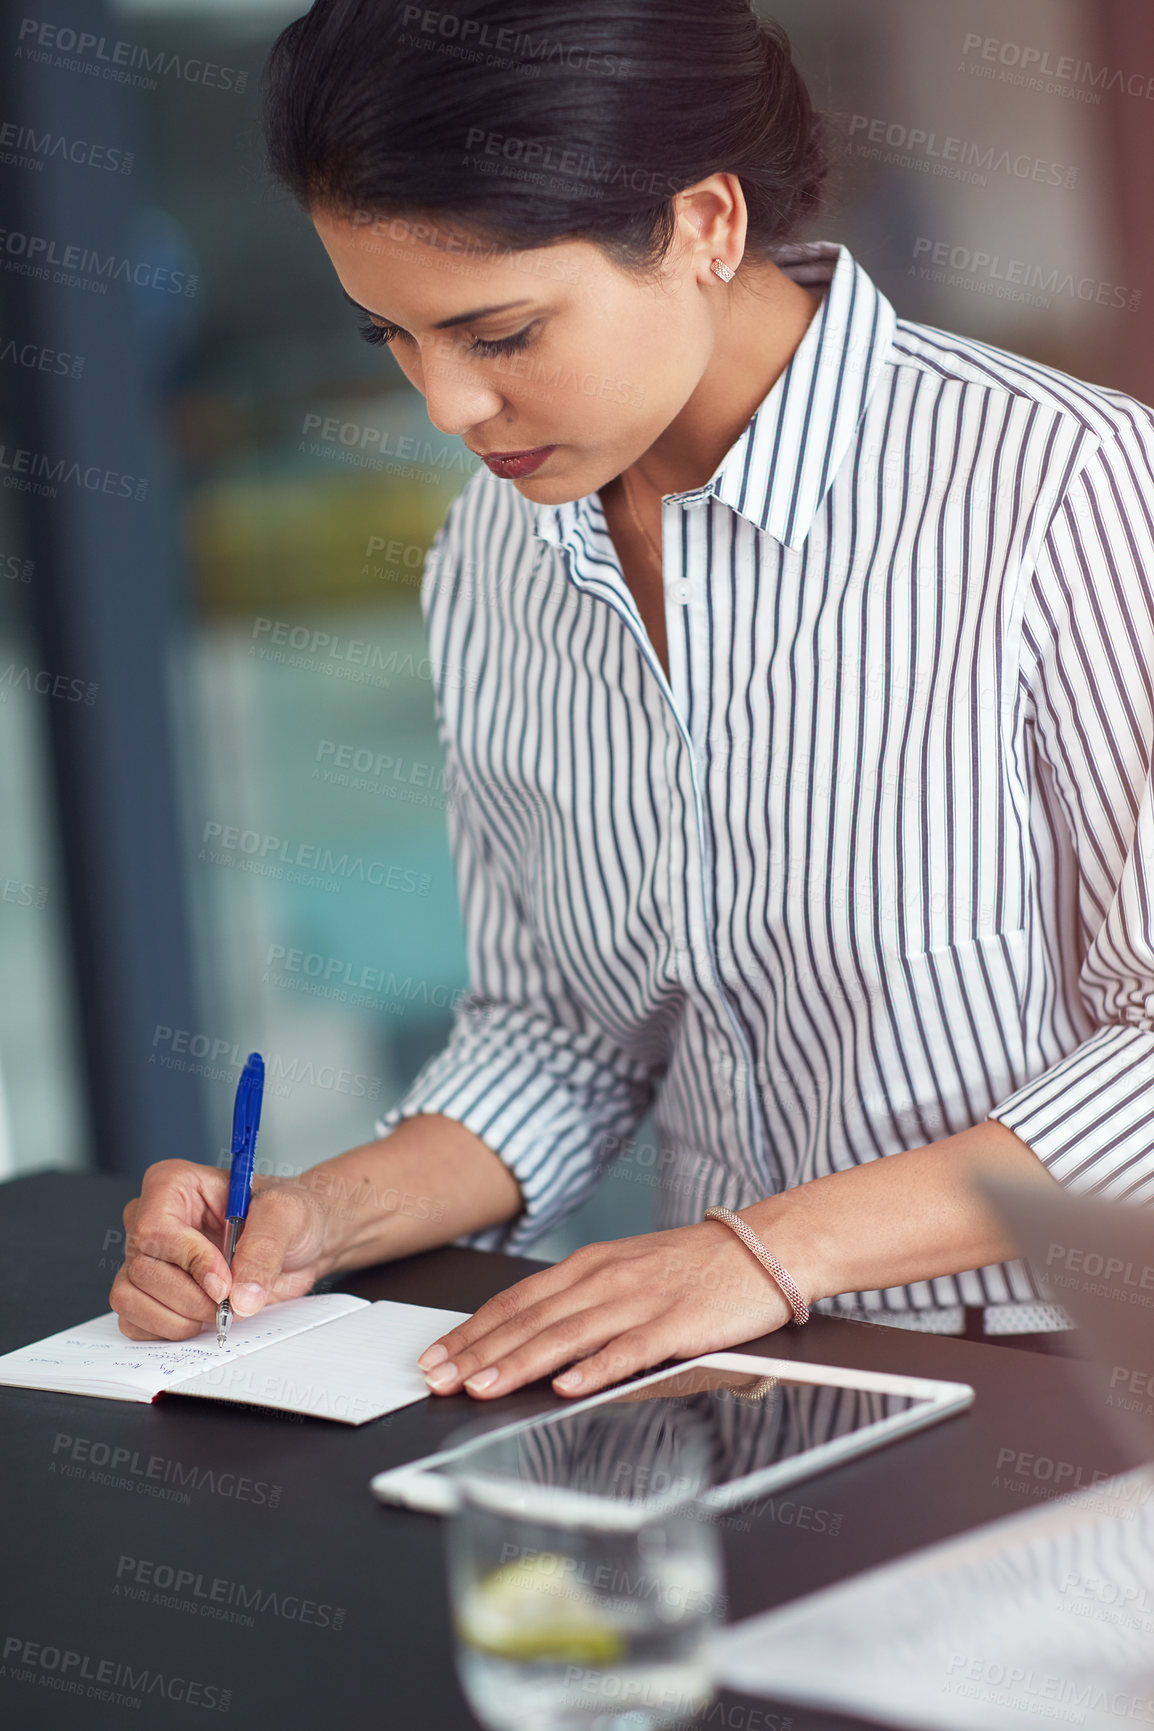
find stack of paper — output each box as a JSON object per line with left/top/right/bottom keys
{"left": 716, "top": 1466, "right": 1154, "bottom": 1731}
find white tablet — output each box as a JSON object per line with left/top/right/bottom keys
{"left": 369, "top": 1352, "right": 974, "bottom": 1515}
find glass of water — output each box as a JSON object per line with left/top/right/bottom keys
{"left": 442, "top": 1399, "right": 724, "bottom": 1731}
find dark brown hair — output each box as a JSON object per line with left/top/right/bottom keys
{"left": 263, "top": 0, "right": 829, "bottom": 270}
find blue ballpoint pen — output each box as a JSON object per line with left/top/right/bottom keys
{"left": 216, "top": 1052, "right": 265, "bottom": 1348}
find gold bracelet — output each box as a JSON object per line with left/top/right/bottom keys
{"left": 703, "top": 1205, "right": 811, "bottom": 1326}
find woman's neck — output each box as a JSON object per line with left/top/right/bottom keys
{"left": 632, "top": 259, "right": 824, "bottom": 499}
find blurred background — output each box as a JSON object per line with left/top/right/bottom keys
{"left": 1, "top": 0, "right": 1151, "bottom": 1260}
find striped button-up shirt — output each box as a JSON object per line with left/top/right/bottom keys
{"left": 378, "top": 239, "right": 1154, "bottom": 1332}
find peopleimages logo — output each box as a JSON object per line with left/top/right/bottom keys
{"left": 148, "top": 1025, "right": 381, "bottom": 1101}
{"left": 300, "top": 411, "right": 481, "bottom": 478}
{"left": 0, "top": 118, "right": 133, "bottom": 175}
{"left": 50, "top": 1431, "right": 282, "bottom": 1509}
{"left": 1045, "top": 1241, "right": 1154, "bottom": 1288}
{"left": 0, "top": 662, "right": 96, "bottom": 704}
{"left": 264, "top": 942, "right": 468, "bottom": 1011}
{"left": 400, "top": 6, "right": 630, "bottom": 77}
{"left": 15, "top": 18, "right": 249, "bottom": 95}
{"left": 944, "top": 1652, "right": 1154, "bottom": 1724}
{"left": 249, "top": 616, "right": 478, "bottom": 692}
{"left": 991, "top": 1445, "right": 1152, "bottom": 1519}
{"left": 910, "top": 237, "right": 1141, "bottom": 313}
{"left": 961, "top": 32, "right": 1154, "bottom": 104}
{"left": 0, "top": 224, "right": 196, "bottom": 296}
{"left": 0, "top": 337, "right": 84, "bottom": 379}
{"left": 844, "top": 114, "right": 1077, "bottom": 189}
{"left": 0, "top": 440, "right": 148, "bottom": 501}
{"left": 2, "top": 876, "right": 47, "bottom": 908}
{"left": 0, "top": 549, "right": 34, "bottom": 580}
{"left": 198, "top": 821, "right": 431, "bottom": 896}
{"left": 114, "top": 1555, "right": 345, "bottom": 1633}
{"left": 3, "top": 1634, "right": 230, "bottom": 1713}
{"left": 462, "top": 127, "right": 678, "bottom": 199}
{"left": 1057, "top": 1569, "right": 1154, "bottom": 1631}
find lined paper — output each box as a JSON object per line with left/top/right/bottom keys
{"left": 0, "top": 1292, "right": 368, "bottom": 1401}
{"left": 0, "top": 1295, "right": 470, "bottom": 1423}
{"left": 170, "top": 1300, "right": 471, "bottom": 1424}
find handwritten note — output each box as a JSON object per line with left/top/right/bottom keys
{"left": 172, "top": 1300, "right": 472, "bottom": 1423}
{"left": 0, "top": 1293, "right": 368, "bottom": 1401}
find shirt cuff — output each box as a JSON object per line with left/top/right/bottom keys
{"left": 988, "top": 1024, "right": 1154, "bottom": 1201}
{"left": 374, "top": 1001, "right": 656, "bottom": 1255}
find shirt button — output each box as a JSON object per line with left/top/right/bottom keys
{"left": 670, "top": 580, "right": 691, "bottom": 605}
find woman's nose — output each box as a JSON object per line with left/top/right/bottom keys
{"left": 419, "top": 342, "right": 505, "bottom": 438}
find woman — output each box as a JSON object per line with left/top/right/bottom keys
{"left": 112, "top": 0, "right": 1154, "bottom": 1398}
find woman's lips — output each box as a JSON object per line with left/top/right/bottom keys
{"left": 478, "top": 445, "right": 556, "bottom": 479}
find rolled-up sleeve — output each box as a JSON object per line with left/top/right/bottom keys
{"left": 374, "top": 545, "right": 660, "bottom": 1254}
{"left": 988, "top": 415, "right": 1154, "bottom": 1202}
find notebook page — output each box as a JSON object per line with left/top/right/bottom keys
{"left": 0, "top": 1292, "right": 369, "bottom": 1403}
{"left": 169, "top": 1299, "right": 471, "bottom": 1423}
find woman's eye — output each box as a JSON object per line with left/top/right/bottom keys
{"left": 465, "top": 325, "right": 536, "bottom": 359}
{"left": 354, "top": 316, "right": 537, "bottom": 359}
{"left": 356, "top": 314, "right": 405, "bottom": 348}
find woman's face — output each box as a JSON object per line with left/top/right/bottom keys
{"left": 311, "top": 205, "right": 723, "bottom": 503}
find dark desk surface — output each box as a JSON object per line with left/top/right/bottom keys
{"left": 0, "top": 1170, "right": 1133, "bottom": 1731}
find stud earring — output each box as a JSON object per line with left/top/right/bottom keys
{"left": 710, "top": 257, "right": 735, "bottom": 283}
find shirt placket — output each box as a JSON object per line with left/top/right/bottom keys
{"left": 546, "top": 514, "right": 680, "bottom": 959}
{"left": 661, "top": 493, "right": 770, "bottom": 1184}
{"left": 548, "top": 496, "right": 771, "bottom": 1189}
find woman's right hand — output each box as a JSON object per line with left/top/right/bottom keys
{"left": 109, "top": 1159, "right": 332, "bottom": 1341}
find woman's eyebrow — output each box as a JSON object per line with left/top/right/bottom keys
{"left": 339, "top": 287, "right": 533, "bottom": 329}
{"left": 432, "top": 299, "right": 533, "bottom": 329}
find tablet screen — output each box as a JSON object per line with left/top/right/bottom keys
{"left": 484, "top": 1364, "right": 928, "bottom": 1506}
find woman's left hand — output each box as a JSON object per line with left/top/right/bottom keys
{"left": 416, "top": 1220, "right": 797, "bottom": 1399}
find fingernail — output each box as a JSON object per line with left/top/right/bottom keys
{"left": 230, "top": 1283, "right": 264, "bottom": 1316}
{"left": 554, "top": 1369, "right": 583, "bottom": 1391}
{"left": 203, "top": 1273, "right": 227, "bottom": 1304}
{"left": 417, "top": 1343, "right": 448, "bottom": 1372}
{"left": 425, "top": 1362, "right": 458, "bottom": 1391}
{"left": 464, "top": 1367, "right": 499, "bottom": 1394}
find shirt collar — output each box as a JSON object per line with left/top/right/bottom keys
{"left": 532, "top": 241, "right": 897, "bottom": 554}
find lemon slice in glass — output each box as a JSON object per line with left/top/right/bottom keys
{"left": 457, "top": 1553, "right": 627, "bottom": 1665}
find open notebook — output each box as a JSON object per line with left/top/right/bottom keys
{"left": 0, "top": 1294, "right": 470, "bottom": 1424}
